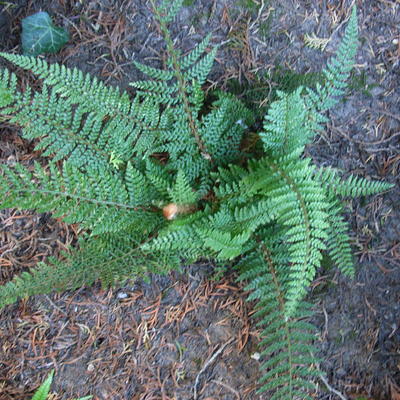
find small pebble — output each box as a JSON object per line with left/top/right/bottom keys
{"left": 117, "top": 292, "right": 128, "bottom": 299}
{"left": 87, "top": 363, "right": 95, "bottom": 372}
{"left": 251, "top": 352, "right": 261, "bottom": 361}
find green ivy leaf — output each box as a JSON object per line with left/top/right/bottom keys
{"left": 21, "top": 12, "right": 69, "bottom": 56}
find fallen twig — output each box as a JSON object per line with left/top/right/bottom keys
{"left": 319, "top": 373, "right": 348, "bottom": 400}
{"left": 193, "top": 337, "right": 235, "bottom": 400}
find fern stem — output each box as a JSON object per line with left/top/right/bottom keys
{"left": 149, "top": 0, "right": 213, "bottom": 162}
{"left": 260, "top": 243, "right": 294, "bottom": 398}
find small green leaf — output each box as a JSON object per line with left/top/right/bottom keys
{"left": 21, "top": 12, "right": 69, "bottom": 56}
{"left": 32, "top": 370, "right": 54, "bottom": 400}
{"left": 30, "top": 369, "right": 92, "bottom": 400}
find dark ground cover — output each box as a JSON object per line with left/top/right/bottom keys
{"left": 0, "top": 0, "right": 399, "bottom": 399}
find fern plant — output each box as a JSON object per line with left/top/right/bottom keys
{"left": 0, "top": 2, "right": 392, "bottom": 398}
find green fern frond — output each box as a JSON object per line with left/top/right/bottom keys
{"left": 0, "top": 162, "right": 162, "bottom": 233}
{"left": 315, "top": 166, "right": 394, "bottom": 198}
{"left": 237, "top": 246, "right": 320, "bottom": 399}
{"left": 306, "top": 6, "right": 358, "bottom": 114}
{"left": 232, "top": 199, "right": 274, "bottom": 233}
{"left": 0, "top": 232, "right": 174, "bottom": 309}
{"left": 0, "top": 68, "right": 17, "bottom": 108}
{"left": 213, "top": 163, "right": 248, "bottom": 185}
{"left": 3, "top": 82, "right": 112, "bottom": 168}
{"left": 180, "top": 33, "right": 212, "bottom": 70}
{"left": 155, "top": 0, "right": 184, "bottom": 24}
{"left": 200, "top": 92, "right": 254, "bottom": 165}
{"left": 144, "top": 203, "right": 257, "bottom": 261}
{"left": 168, "top": 169, "right": 198, "bottom": 204}
{"left": 260, "top": 87, "right": 310, "bottom": 155}
{"left": 142, "top": 224, "right": 205, "bottom": 263}
{"left": 32, "top": 370, "right": 54, "bottom": 400}
{"left": 199, "top": 229, "right": 252, "bottom": 260}
{"left": 125, "top": 161, "right": 157, "bottom": 205}
{"left": 0, "top": 53, "right": 131, "bottom": 114}
{"left": 314, "top": 165, "right": 393, "bottom": 276}
{"left": 30, "top": 370, "right": 92, "bottom": 400}
{"left": 325, "top": 197, "right": 354, "bottom": 276}
{"left": 0, "top": 54, "right": 167, "bottom": 166}
{"left": 241, "top": 154, "right": 329, "bottom": 316}
{"left": 133, "top": 61, "right": 175, "bottom": 81}
{"left": 0, "top": 64, "right": 161, "bottom": 169}
{"left": 130, "top": 80, "right": 179, "bottom": 105}
{"left": 183, "top": 46, "right": 218, "bottom": 85}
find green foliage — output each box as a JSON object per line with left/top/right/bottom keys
{"left": 306, "top": 6, "right": 359, "bottom": 115}
{"left": 31, "top": 370, "right": 54, "bottom": 400}
{"left": 237, "top": 246, "right": 320, "bottom": 399}
{"left": 236, "top": 0, "right": 263, "bottom": 14}
{"left": 226, "top": 66, "right": 324, "bottom": 122}
{"left": 348, "top": 70, "right": 378, "bottom": 96}
{"left": 31, "top": 370, "right": 92, "bottom": 400}
{"left": 271, "top": 66, "right": 325, "bottom": 96}
{"left": 0, "top": 3, "right": 393, "bottom": 398}
{"left": 21, "top": 12, "right": 69, "bottom": 56}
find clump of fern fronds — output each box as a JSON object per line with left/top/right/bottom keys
{"left": 0, "top": 2, "right": 393, "bottom": 398}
